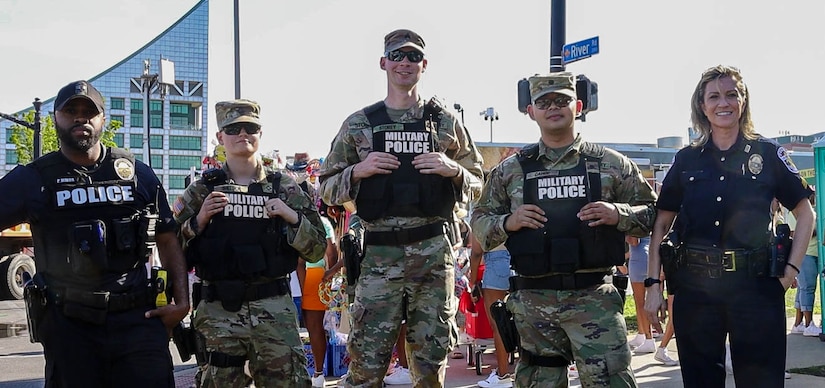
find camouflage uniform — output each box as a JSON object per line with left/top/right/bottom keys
{"left": 174, "top": 100, "right": 328, "bottom": 388}
{"left": 471, "top": 74, "right": 656, "bottom": 388}
{"left": 319, "top": 97, "right": 483, "bottom": 386}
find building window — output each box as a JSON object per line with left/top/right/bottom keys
{"left": 111, "top": 98, "right": 125, "bottom": 110}
{"left": 6, "top": 152, "right": 19, "bottom": 164}
{"left": 150, "top": 134, "right": 163, "bottom": 149}
{"left": 169, "top": 175, "right": 188, "bottom": 189}
{"left": 150, "top": 100, "right": 162, "bottom": 128}
{"left": 131, "top": 100, "right": 143, "bottom": 127}
{"left": 130, "top": 134, "right": 143, "bottom": 148}
{"left": 170, "top": 135, "right": 201, "bottom": 150}
{"left": 170, "top": 103, "right": 196, "bottom": 130}
{"left": 169, "top": 155, "right": 202, "bottom": 170}
{"left": 113, "top": 133, "right": 125, "bottom": 147}
{"left": 111, "top": 115, "right": 125, "bottom": 126}
{"left": 151, "top": 155, "right": 162, "bottom": 168}
{"left": 168, "top": 194, "right": 181, "bottom": 205}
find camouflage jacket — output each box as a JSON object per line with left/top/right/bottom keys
{"left": 471, "top": 134, "right": 657, "bottom": 252}
{"left": 318, "top": 98, "right": 484, "bottom": 230}
{"left": 173, "top": 162, "right": 327, "bottom": 262}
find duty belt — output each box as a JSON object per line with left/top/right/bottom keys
{"left": 51, "top": 287, "right": 152, "bottom": 312}
{"left": 202, "top": 278, "right": 291, "bottom": 303}
{"left": 683, "top": 245, "right": 770, "bottom": 278}
{"left": 511, "top": 272, "right": 607, "bottom": 291}
{"left": 364, "top": 222, "right": 447, "bottom": 246}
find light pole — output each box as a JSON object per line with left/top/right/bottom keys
{"left": 453, "top": 103, "right": 465, "bottom": 126}
{"left": 0, "top": 98, "right": 43, "bottom": 159}
{"left": 480, "top": 107, "right": 499, "bottom": 142}
{"left": 139, "top": 57, "right": 175, "bottom": 168}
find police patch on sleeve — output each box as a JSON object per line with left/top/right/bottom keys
{"left": 114, "top": 158, "right": 135, "bottom": 180}
{"left": 776, "top": 147, "right": 799, "bottom": 174}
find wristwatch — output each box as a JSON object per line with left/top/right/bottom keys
{"left": 643, "top": 278, "right": 661, "bottom": 288}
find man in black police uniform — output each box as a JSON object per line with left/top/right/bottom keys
{"left": 0, "top": 80, "right": 189, "bottom": 387}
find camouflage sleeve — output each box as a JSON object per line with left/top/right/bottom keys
{"left": 604, "top": 149, "right": 658, "bottom": 236}
{"left": 470, "top": 158, "right": 519, "bottom": 251}
{"left": 440, "top": 111, "right": 484, "bottom": 204}
{"left": 318, "top": 114, "right": 368, "bottom": 206}
{"left": 279, "top": 173, "right": 328, "bottom": 263}
{"left": 172, "top": 180, "right": 211, "bottom": 241}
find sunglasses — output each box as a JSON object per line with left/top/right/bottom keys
{"left": 533, "top": 95, "right": 575, "bottom": 110}
{"left": 222, "top": 124, "right": 261, "bottom": 135}
{"left": 386, "top": 50, "right": 424, "bottom": 63}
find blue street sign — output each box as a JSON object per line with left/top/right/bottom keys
{"left": 563, "top": 36, "right": 599, "bottom": 64}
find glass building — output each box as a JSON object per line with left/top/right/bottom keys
{"left": 0, "top": 0, "right": 208, "bottom": 203}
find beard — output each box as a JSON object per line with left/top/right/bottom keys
{"left": 56, "top": 122, "right": 102, "bottom": 152}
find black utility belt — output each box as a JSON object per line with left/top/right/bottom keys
{"left": 511, "top": 272, "right": 607, "bottom": 291}
{"left": 364, "top": 222, "right": 447, "bottom": 246}
{"left": 202, "top": 278, "right": 290, "bottom": 304}
{"left": 51, "top": 286, "right": 152, "bottom": 312}
{"left": 682, "top": 245, "right": 770, "bottom": 277}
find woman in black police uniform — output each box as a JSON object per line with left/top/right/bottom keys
{"left": 644, "top": 65, "right": 814, "bottom": 388}
{"left": 0, "top": 80, "right": 189, "bottom": 387}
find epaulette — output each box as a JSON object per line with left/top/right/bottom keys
{"left": 578, "top": 141, "right": 606, "bottom": 158}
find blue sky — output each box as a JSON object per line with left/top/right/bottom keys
{"left": 1, "top": 0, "right": 823, "bottom": 160}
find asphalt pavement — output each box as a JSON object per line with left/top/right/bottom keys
{"left": 1, "top": 300, "right": 824, "bottom": 387}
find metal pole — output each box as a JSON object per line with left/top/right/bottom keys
{"left": 489, "top": 119, "right": 493, "bottom": 142}
{"left": 32, "top": 98, "right": 42, "bottom": 159}
{"left": 234, "top": 0, "right": 241, "bottom": 99}
{"left": 143, "top": 60, "right": 151, "bottom": 165}
{"left": 550, "top": 0, "right": 566, "bottom": 73}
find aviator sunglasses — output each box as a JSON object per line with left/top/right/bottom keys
{"left": 386, "top": 49, "right": 424, "bottom": 63}
{"left": 222, "top": 124, "right": 261, "bottom": 135}
{"left": 533, "top": 95, "right": 575, "bottom": 110}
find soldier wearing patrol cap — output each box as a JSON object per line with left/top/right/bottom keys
{"left": 645, "top": 65, "right": 814, "bottom": 387}
{"left": 174, "top": 99, "right": 328, "bottom": 387}
{"left": 0, "top": 80, "right": 190, "bottom": 386}
{"left": 318, "top": 28, "right": 484, "bottom": 387}
{"left": 471, "top": 72, "right": 657, "bottom": 387}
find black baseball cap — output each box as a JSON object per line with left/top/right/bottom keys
{"left": 54, "top": 80, "right": 105, "bottom": 114}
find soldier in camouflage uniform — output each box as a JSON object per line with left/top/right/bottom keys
{"left": 174, "top": 99, "right": 328, "bottom": 388}
{"left": 471, "top": 73, "right": 656, "bottom": 388}
{"left": 318, "top": 29, "right": 484, "bottom": 387}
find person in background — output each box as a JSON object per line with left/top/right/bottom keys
{"left": 626, "top": 235, "right": 657, "bottom": 355}
{"left": 319, "top": 28, "right": 484, "bottom": 387}
{"left": 645, "top": 65, "right": 814, "bottom": 387}
{"left": 175, "top": 99, "right": 328, "bottom": 387}
{"left": 788, "top": 191, "right": 820, "bottom": 337}
{"left": 0, "top": 80, "right": 190, "bottom": 386}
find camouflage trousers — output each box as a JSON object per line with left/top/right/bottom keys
{"left": 192, "top": 294, "right": 311, "bottom": 388}
{"left": 507, "top": 283, "right": 636, "bottom": 388}
{"left": 342, "top": 234, "right": 458, "bottom": 388}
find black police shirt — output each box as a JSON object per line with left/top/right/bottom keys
{"left": 656, "top": 135, "right": 811, "bottom": 249}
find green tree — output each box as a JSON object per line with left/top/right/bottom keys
{"left": 8, "top": 110, "right": 120, "bottom": 164}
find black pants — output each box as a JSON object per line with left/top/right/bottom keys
{"left": 40, "top": 305, "right": 174, "bottom": 388}
{"left": 673, "top": 270, "right": 786, "bottom": 388}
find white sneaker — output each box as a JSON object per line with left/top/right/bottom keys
{"left": 383, "top": 366, "right": 412, "bottom": 385}
{"left": 633, "top": 339, "right": 656, "bottom": 355}
{"left": 627, "top": 333, "right": 645, "bottom": 348}
{"left": 311, "top": 373, "right": 326, "bottom": 387}
{"left": 653, "top": 347, "right": 679, "bottom": 366}
{"left": 791, "top": 323, "right": 806, "bottom": 334}
{"left": 477, "top": 369, "right": 512, "bottom": 388}
{"left": 785, "top": 370, "right": 792, "bottom": 379}
{"left": 803, "top": 322, "right": 821, "bottom": 337}
{"left": 567, "top": 364, "right": 579, "bottom": 379}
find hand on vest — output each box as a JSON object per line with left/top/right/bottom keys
{"left": 353, "top": 152, "right": 399, "bottom": 182}
{"left": 505, "top": 204, "right": 547, "bottom": 232}
{"left": 577, "top": 201, "right": 619, "bottom": 227}
{"left": 412, "top": 152, "right": 459, "bottom": 178}
{"left": 197, "top": 191, "right": 229, "bottom": 231}
{"left": 265, "top": 198, "right": 299, "bottom": 224}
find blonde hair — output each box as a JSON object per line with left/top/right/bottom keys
{"left": 689, "top": 65, "right": 755, "bottom": 147}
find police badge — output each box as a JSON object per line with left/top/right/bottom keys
{"left": 114, "top": 158, "right": 135, "bottom": 180}
{"left": 747, "top": 154, "right": 763, "bottom": 175}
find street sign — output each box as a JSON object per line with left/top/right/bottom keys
{"left": 563, "top": 36, "right": 599, "bottom": 64}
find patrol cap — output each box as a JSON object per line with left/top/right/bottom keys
{"left": 54, "top": 80, "right": 105, "bottom": 114}
{"left": 384, "top": 29, "right": 426, "bottom": 55}
{"left": 529, "top": 72, "right": 577, "bottom": 102}
{"left": 215, "top": 99, "right": 261, "bottom": 129}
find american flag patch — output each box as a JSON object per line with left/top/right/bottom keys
{"left": 172, "top": 197, "right": 185, "bottom": 215}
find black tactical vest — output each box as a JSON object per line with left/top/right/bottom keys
{"left": 355, "top": 101, "right": 456, "bottom": 221}
{"left": 30, "top": 148, "right": 149, "bottom": 290}
{"left": 192, "top": 172, "right": 300, "bottom": 281}
{"left": 506, "top": 143, "right": 625, "bottom": 276}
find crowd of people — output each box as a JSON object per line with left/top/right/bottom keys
{"left": 2, "top": 28, "right": 821, "bottom": 388}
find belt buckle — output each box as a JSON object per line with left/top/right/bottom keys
{"left": 722, "top": 251, "right": 736, "bottom": 272}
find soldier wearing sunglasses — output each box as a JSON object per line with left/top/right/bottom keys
{"left": 174, "top": 99, "right": 328, "bottom": 387}
{"left": 319, "top": 29, "right": 484, "bottom": 387}
{"left": 471, "top": 73, "right": 657, "bottom": 387}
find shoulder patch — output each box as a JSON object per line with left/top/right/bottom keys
{"left": 777, "top": 146, "right": 799, "bottom": 174}
{"left": 114, "top": 158, "right": 135, "bottom": 180}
